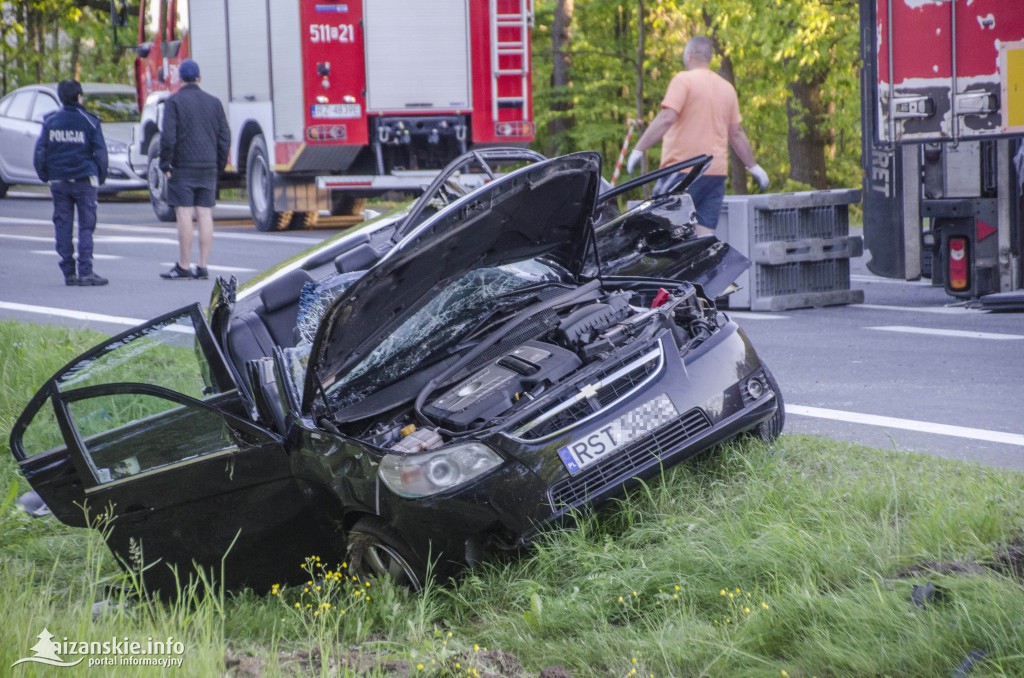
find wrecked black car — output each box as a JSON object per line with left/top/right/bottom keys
{"left": 10, "top": 150, "right": 783, "bottom": 592}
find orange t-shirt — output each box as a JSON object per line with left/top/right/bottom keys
{"left": 659, "top": 68, "right": 740, "bottom": 177}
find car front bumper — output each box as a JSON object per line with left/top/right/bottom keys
{"left": 375, "top": 319, "right": 779, "bottom": 576}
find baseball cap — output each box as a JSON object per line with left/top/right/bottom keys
{"left": 180, "top": 59, "right": 200, "bottom": 82}
{"left": 57, "top": 80, "right": 83, "bottom": 105}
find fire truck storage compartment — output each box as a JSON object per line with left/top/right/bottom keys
{"left": 364, "top": 0, "right": 471, "bottom": 112}
{"left": 718, "top": 190, "right": 865, "bottom": 311}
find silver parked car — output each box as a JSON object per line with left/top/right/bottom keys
{"left": 0, "top": 82, "right": 147, "bottom": 197}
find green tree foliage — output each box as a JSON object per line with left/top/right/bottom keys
{"left": 531, "top": 0, "right": 861, "bottom": 190}
{"left": 1, "top": 1, "right": 136, "bottom": 96}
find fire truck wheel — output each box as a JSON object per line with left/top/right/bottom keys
{"left": 146, "top": 135, "right": 175, "bottom": 222}
{"left": 330, "top": 194, "right": 366, "bottom": 216}
{"left": 246, "top": 135, "right": 285, "bottom": 232}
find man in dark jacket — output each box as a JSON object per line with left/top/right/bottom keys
{"left": 159, "top": 59, "right": 230, "bottom": 280}
{"left": 33, "top": 79, "right": 109, "bottom": 286}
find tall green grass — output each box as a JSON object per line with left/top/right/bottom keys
{"left": 2, "top": 320, "right": 1023, "bottom": 676}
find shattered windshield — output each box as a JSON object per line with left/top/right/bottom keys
{"left": 324, "top": 260, "right": 564, "bottom": 409}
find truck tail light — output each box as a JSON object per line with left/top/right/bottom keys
{"left": 947, "top": 236, "right": 970, "bottom": 291}
{"left": 495, "top": 121, "right": 535, "bottom": 137}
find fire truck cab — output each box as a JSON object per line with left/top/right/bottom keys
{"left": 129, "top": 0, "right": 534, "bottom": 231}
{"left": 860, "top": 0, "right": 1024, "bottom": 302}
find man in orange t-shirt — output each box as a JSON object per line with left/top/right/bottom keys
{"left": 627, "top": 36, "right": 768, "bottom": 236}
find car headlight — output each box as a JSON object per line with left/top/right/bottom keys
{"left": 379, "top": 442, "right": 502, "bottom": 498}
{"left": 106, "top": 140, "right": 128, "bottom": 154}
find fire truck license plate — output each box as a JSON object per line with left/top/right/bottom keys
{"left": 312, "top": 104, "right": 361, "bottom": 119}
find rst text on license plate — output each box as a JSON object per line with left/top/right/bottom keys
{"left": 557, "top": 394, "right": 679, "bottom": 476}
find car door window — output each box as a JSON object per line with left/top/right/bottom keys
{"left": 30, "top": 93, "right": 59, "bottom": 122}
{"left": 5, "top": 91, "right": 33, "bottom": 120}
{"left": 53, "top": 307, "right": 225, "bottom": 399}
{"left": 66, "top": 391, "right": 240, "bottom": 485}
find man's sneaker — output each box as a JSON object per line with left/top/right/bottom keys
{"left": 194, "top": 266, "right": 209, "bottom": 280}
{"left": 160, "top": 263, "right": 195, "bottom": 280}
{"left": 78, "top": 273, "right": 109, "bottom": 286}
{"left": 64, "top": 275, "right": 79, "bottom": 286}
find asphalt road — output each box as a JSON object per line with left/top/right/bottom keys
{"left": 1, "top": 191, "right": 1022, "bottom": 470}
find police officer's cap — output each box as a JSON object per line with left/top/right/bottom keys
{"left": 180, "top": 59, "right": 200, "bottom": 82}
{"left": 57, "top": 80, "right": 82, "bottom": 106}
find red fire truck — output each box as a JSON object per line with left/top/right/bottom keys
{"left": 128, "top": 0, "right": 535, "bottom": 231}
{"left": 860, "top": 0, "right": 1024, "bottom": 302}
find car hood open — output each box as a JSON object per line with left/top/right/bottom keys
{"left": 303, "top": 152, "right": 603, "bottom": 408}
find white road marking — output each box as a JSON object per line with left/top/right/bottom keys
{"left": 854, "top": 303, "right": 981, "bottom": 315}
{"left": 159, "top": 262, "right": 256, "bottom": 273}
{"left": 0, "top": 217, "right": 325, "bottom": 245}
{"left": 850, "top": 274, "right": 931, "bottom": 286}
{"left": 30, "top": 250, "right": 121, "bottom": 260}
{"left": 0, "top": 301, "right": 191, "bottom": 333}
{"left": 788, "top": 404, "right": 1024, "bottom": 447}
{"left": 726, "top": 311, "right": 789, "bottom": 320}
{"left": 866, "top": 325, "right": 1023, "bottom": 341}
{"left": 0, "top": 232, "right": 179, "bottom": 246}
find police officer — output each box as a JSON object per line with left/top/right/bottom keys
{"left": 33, "top": 79, "right": 109, "bottom": 286}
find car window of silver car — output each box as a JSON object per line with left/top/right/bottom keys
{"left": 4, "top": 91, "right": 33, "bottom": 120}
{"left": 30, "top": 94, "right": 59, "bottom": 123}
{"left": 84, "top": 92, "right": 139, "bottom": 123}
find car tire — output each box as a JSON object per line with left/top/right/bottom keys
{"left": 246, "top": 134, "right": 290, "bottom": 232}
{"left": 347, "top": 517, "right": 425, "bottom": 591}
{"left": 753, "top": 365, "right": 785, "bottom": 443}
{"left": 146, "top": 134, "right": 175, "bottom": 222}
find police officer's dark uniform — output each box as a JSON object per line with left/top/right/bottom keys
{"left": 33, "top": 80, "right": 109, "bottom": 286}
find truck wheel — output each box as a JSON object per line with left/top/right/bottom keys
{"left": 246, "top": 135, "right": 288, "bottom": 232}
{"left": 330, "top": 194, "right": 365, "bottom": 216}
{"left": 753, "top": 365, "right": 785, "bottom": 443}
{"left": 146, "top": 134, "right": 175, "bottom": 222}
{"left": 347, "top": 517, "right": 425, "bottom": 591}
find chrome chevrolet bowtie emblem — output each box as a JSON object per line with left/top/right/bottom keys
{"left": 578, "top": 383, "right": 599, "bottom": 400}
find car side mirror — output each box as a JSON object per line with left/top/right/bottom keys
{"left": 136, "top": 42, "right": 152, "bottom": 58}
{"left": 245, "top": 358, "right": 288, "bottom": 435}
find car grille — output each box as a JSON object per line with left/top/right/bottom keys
{"left": 511, "top": 343, "right": 663, "bottom": 441}
{"left": 548, "top": 408, "right": 712, "bottom": 508}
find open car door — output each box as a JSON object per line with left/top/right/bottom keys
{"left": 10, "top": 304, "right": 340, "bottom": 594}
{"left": 588, "top": 155, "right": 751, "bottom": 299}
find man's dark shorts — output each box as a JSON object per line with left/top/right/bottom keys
{"left": 167, "top": 167, "right": 217, "bottom": 208}
{"left": 653, "top": 173, "right": 727, "bottom": 230}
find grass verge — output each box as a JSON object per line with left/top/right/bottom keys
{"left": 2, "top": 319, "right": 1023, "bottom": 676}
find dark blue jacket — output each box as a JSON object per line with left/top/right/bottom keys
{"left": 33, "top": 104, "right": 108, "bottom": 184}
{"left": 159, "top": 84, "right": 230, "bottom": 172}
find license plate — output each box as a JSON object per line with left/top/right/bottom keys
{"left": 311, "top": 103, "right": 361, "bottom": 119}
{"left": 557, "top": 394, "right": 679, "bottom": 476}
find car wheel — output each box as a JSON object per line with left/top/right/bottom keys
{"left": 753, "top": 365, "right": 785, "bottom": 443}
{"left": 146, "top": 134, "right": 175, "bottom": 222}
{"left": 246, "top": 134, "right": 290, "bottom": 232}
{"left": 347, "top": 517, "right": 425, "bottom": 591}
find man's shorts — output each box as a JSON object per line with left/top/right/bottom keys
{"left": 167, "top": 167, "right": 217, "bottom": 208}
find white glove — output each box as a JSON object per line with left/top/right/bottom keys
{"left": 627, "top": 149, "right": 644, "bottom": 175}
{"left": 747, "top": 164, "right": 770, "bottom": 191}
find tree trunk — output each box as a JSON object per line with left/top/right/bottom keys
{"left": 716, "top": 53, "right": 748, "bottom": 195}
{"left": 548, "top": 0, "right": 574, "bottom": 155}
{"left": 787, "top": 72, "right": 832, "bottom": 188}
